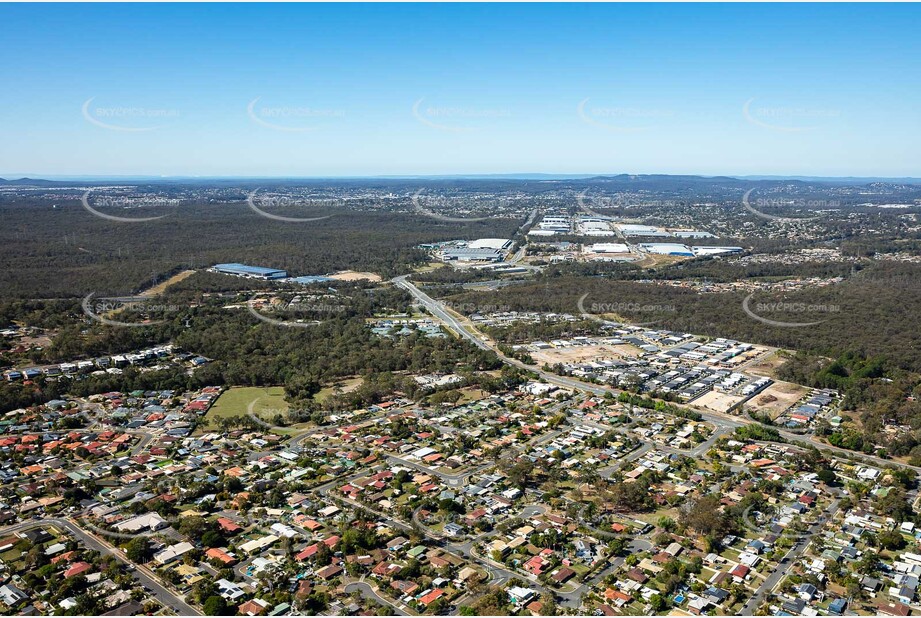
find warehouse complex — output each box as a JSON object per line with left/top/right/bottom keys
{"left": 212, "top": 263, "right": 288, "bottom": 280}
{"left": 439, "top": 238, "right": 512, "bottom": 262}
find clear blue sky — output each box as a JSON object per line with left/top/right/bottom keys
{"left": 1, "top": 3, "right": 919, "bottom": 178}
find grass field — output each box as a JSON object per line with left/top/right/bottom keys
{"left": 201, "top": 386, "right": 289, "bottom": 431}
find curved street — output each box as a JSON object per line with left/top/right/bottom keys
{"left": 0, "top": 518, "right": 200, "bottom": 615}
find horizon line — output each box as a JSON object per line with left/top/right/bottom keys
{"left": 4, "top": 172, "right": 921, "bottom": 183}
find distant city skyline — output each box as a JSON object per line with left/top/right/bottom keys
{"left": 2, "top": 3, "right": 919, "bottom": 177}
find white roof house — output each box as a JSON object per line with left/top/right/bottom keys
{"left": 154, "top": 541, "right": 194, "bottom": 564}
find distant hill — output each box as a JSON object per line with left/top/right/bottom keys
{"left": 0, "top": 177, "right": 63, "bottom": 187}
{"left": 738, "top": 175, "right": 921, "bottom": 184}
{"left": 0, "top": 173, "right": 918, "bottom": 187}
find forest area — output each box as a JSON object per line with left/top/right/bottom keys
{"left": 0, "top": 282, "right": 506, "bottom": 415}
{"left": 0, "top": 195, "right": 522, "bottom": 298}
{"left": 435, "top": 258, "right": 921, "bottom": 458}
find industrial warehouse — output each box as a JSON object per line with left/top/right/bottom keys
{"left": 438, "top": 239, "right": 513, "bottom": 262}
{"left": 212, "top": 263, "right": 288, "bottom": 280}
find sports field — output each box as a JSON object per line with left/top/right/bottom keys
{"left": 201, "top": 386, "right": 289, "bottom": 431}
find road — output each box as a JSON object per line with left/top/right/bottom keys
{"left": 311, "top": 406, "right": 668, "bottom": 612}
{"left": 393, "top": 272, "right": 916, "bottom": 610}
{"left": 0, "top": 518, "right": 200, "bottom": 615}
{"left": 246, "top": 411, "right": 390, "bottom": 461}
{"left": 385, "top": 455, "right": 491, "bottom": 488}
{"left": 394, "top": 275, "right": 490, "bottom": 350}
{"left": 343, "top": 577, "right": 413, "bottom": 615}
{"left": 319, "top": 465, "right": 572, "bottom": 606}
{"left": 740, "top": 496, "right": 843, "bottom": 614}
{"left": 393, "top": 275, "right": 921, "bottom": 476}
{"left": 599, "top": 441, "right": 654, "bottom": 480}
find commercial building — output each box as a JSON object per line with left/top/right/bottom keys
{"left": 213, "top": 263, "right": 288, "bottom": 280}
{"left": 673, "top": 230, "right": 716, "bottom": 239}
{"left": 639, "top": 243, "right": 695, "bottom": 256}
{"left": 691, "top": 246, "right": 744, "bottom": 256}
{"left": 468, "top": 238, "right": 512, "bottom": 251}
{"left": 586, "top": 243, "right": 630, "bottom": 254}
{"left": 617, "top": 224, "right": 671, "bottom": 237}
{"left": 441, "top": 247, "right": 504, "bottom": 262}
{"left": 533, "top": 215, "right": 571, "bottom": 234}
{"left": 289, "top": 276, "right": 333, "bottom": 284}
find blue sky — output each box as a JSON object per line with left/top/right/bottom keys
{"left": 1, "top": 3, "right": 919, "bottom": 178}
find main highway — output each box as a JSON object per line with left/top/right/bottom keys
{"left": 393, "top": 274, "right": 921, "bottom": 475}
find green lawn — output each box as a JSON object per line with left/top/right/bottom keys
{"left": 201, "top": 386, "right": 289, "bottom": 431}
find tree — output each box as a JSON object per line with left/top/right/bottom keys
{"left": 193, "top": 580, "right": 218, "bottom": 604}
{"left": 178, "top": 516, "right": 209, "bottom": 539}
{"left": 203, "top": 595, "right": 229, "bottom": 616}
{"left": 680, "top": 495, "right": 733, "bottom": 539}
{"left": 125, "top": 537, "right": 151, "bottom": 563}
{"left": 648, "top": 594, "right": 668, "bottom": 612}
{"left": 657, "top": 516, "right": 676, "bottom": 532}
{"left": 874, "top": 487, "right": 913, "bottom": 522}
{"left": 508, "top": 459, "right": 534, "bottom": 489}
{"left": 201, "top": 530, "right": 225, "bottom": 549}
{"left": 877, "top": 529, "right": 906, "bottom": 550}
{"left": 539, "top": 591, "right": 558, "bottom": 616}
{"left": 429, "top": 598, "right": 449, "bottom": 615}
{"left": 609, "top": 479, "right": 652, "bottom": 512}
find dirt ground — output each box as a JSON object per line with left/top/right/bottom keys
{"left": 530, "top": 344, "right": 630, "bottom": 365}
{"left": 693, "top": 390, "right": 745, "bottom": 413}
{"left": 580, "top": 251, "right": 638, "bottom": 262}
{"left": 745, "top": 380, "right": 809, "bottom": 420}
{"left": 315, "top": 376, "right": 364, "bottom": 402}
{"left": 635, "top": 253, "right": 692, "bottom": 269}
{"left": 743, "top": 350, "right": 787, "bottom": 378}
{"left": 329, "top": 270, "right": 383, "bottom": 282}
{"left": 140, "top": 269, "right": 196, "bottom": 296}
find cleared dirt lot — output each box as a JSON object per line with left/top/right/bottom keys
{"left": 693, "top": 390, "right": 744, "bottom": 413}
{"left": 329, "top": 270, "right": 382, "bottom": 282}
{"left": 745, "top": 380, "right": 809, "bottom": 420}
{"left": 530, "top": 343, "right": 632, "bottom": 365}
{"left": 141, "top": 269, "right": 196, "bottom": 296}
{"left": 744, "top": 350, "right": 787, "bottom": 378}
